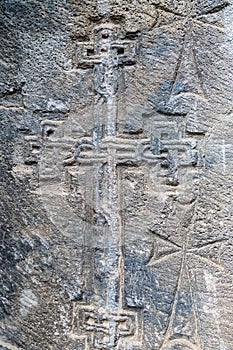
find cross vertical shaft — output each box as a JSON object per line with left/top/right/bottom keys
{"left": 73, "top": 23, "right": 138, "bottom": 342}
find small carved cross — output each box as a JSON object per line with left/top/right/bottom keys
{"left": 70, "top": 305, "right": 140, "bottom": 349}
{"left": 74, "top": 23, "right": 137, "bottom": 68}
{"left": 73, "top": 23, "right": 137, "bottom": 100}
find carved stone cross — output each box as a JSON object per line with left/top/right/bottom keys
{"left": 66, "top": 23, "right": 143, "bottom": 349}
{"left": 74, "top": 23, "right": 137, "bottom": 70}
{"left": 64, "top": 21, "right": 206, "bottom": 349}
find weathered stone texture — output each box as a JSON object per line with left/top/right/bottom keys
{"left": 0, "top": 1, "right": 233, "bottom": 349}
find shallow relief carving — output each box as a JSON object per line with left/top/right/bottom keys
{"left": 121, "top": 1, "right": 231, "bottom": 349}
{"left": 11, "top": 1, "right": 232, "bottom": 349}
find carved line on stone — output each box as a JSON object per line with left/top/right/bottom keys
{"left": 186, "top": 260, "right": 202, "bottom": 348}
{"left": 147, "top": 239, "right": 180, "bottom": 265}
{"left": 149, "top": 220, "right": 227, "bottom": 268}
{"left": 193, "top": 254, "right": 225, "bottom": 271}
{"left": 159, "top": 258, "right": 201, "bottom": 350}
{"left": 190, "top": 35, "right": 208, "bottom": 100}
{"left": 148, "top": 195, "right": 227, "bottom": 349}
{"left": 151, "top": 1, "right": 228, "bottom": 107}
{"left": 155, "top": 1, "right": 229, "bottom": 26}
{"left": 193, "top": 18, "right": 226, "bottom": 32}
{"left": 148, "top": 231, "right": 227, "bottom": 271}
{"left": 166, "top": 28, "right": 208, "bottom": 105}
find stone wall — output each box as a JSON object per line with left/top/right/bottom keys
{"left": 0, "top": 1, "right": 233, "bottom": 349}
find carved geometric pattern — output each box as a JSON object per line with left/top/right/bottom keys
{"left": 70, "top": 304, "right": 142, "bottom": 350}
{"left": 23, "top": 135, "right": 41, "bottom": 166}
{"left": 64, "top": 116, "right": 204, "bottom": 184}
{"left": 148, "top": 233, "right": 226, "bottom": 270}
{"left": 12, "top": 8, "right": 227, "bottom": 350}
{"left": 73, "top": 24, "right": 137, "bottom": 69}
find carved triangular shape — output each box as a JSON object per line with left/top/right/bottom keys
{"left": 168, "top": 33, "right": 206, "bottom": 102}
{"left": 148, "top": 237, "right": 181, "bottom": 266}
{"left": 161, "top": 263, "right": 201, "bottom": 349}
{"left": 190, "top": 240, "right": 226, "bottom": 271}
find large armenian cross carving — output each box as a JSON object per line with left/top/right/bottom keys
{"left": 11, "top": 1, "right": 231, "bottom": 349}
{"left": 67, "top": 23, "right": 143, "bottom": 349}
{"left": 30, "top": 23, "right": 146, "bottom": 349}
{"left": 17, "top": 21, "right": 210, "bottom": 350}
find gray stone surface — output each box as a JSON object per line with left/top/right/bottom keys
{"left": 0, "top": 1, "right": 233, "bottom": 349}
